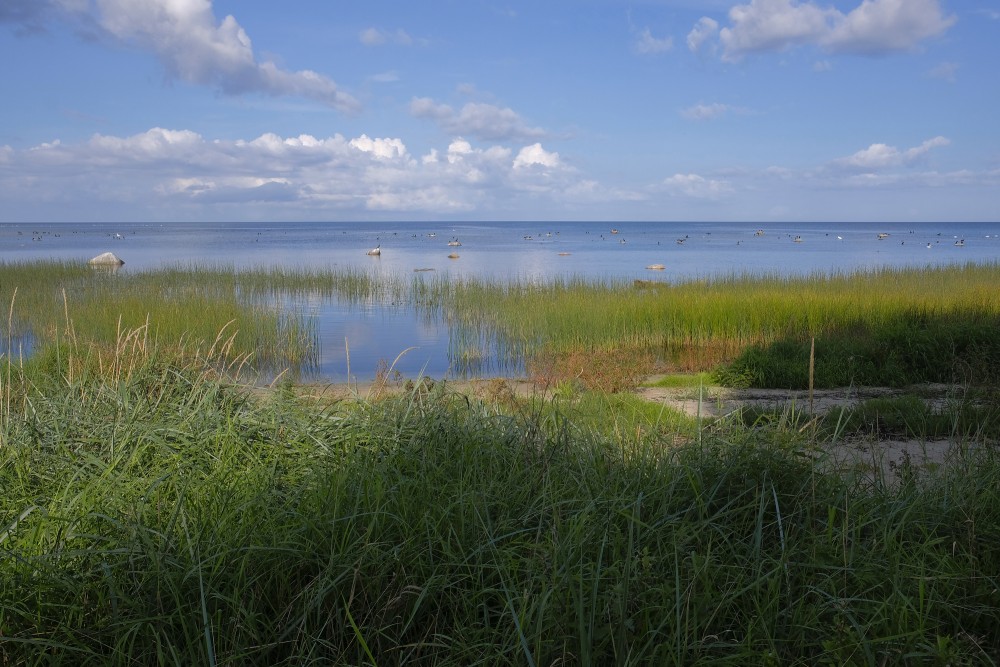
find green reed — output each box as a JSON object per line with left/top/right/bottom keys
{"left": 1, "top": 353, "right": 998, "bottom": 664}
{"left": 428, "top": 263, "right": 1000, "bottom": 382}
{"left": 5, "top": 260, "right": 1000, "bottom": 387}
{"left": 0, "top": 261, "right": 322, "bottom": 377}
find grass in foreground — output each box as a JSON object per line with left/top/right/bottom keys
{"left": 2, "top": 349, "right": 999, "bottom": 665}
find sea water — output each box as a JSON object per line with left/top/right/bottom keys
{"left": 2, "top": 220, "right": 997, "bottom": 380}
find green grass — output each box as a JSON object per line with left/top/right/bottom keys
{"left": 0, "top": 261, "right": 334, "bottom": 379}
{"left": 428, "top": 263, "right": 1000, "bottom": 389}
{"left": 2, "top": 347, "right": 999, "bottom": 664}
{"left": 644, "top": 372, "right": 717, "bottom": 389}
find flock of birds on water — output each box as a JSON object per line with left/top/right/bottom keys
{"left": 9, "top": 227, "right": 987, "bottom": 273}
{"left": 362, "top": 228, "right": 982, "bottom": 270}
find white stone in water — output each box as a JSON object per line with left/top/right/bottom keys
{"left": 88, "top": 252, "right": 125, "bottom": 265}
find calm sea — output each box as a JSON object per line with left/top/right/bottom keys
{"left": 3, "top": 220, "right": 998, "bottom": 381}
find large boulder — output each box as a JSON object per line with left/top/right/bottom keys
{"left": 88, "top": 252, "right": 125, "bottom": 266}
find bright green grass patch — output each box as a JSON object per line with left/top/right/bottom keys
{"left": 644, "top": 372, "right": 717, "bottom": 389}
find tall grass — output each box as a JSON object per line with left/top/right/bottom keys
{"left": 1, "top": 343, "right": 998, "bottom": 664}
{"left": 0, "top": 261, "right": 321, "bottom": 378}
{"left": 426, "top": 263, "right": 1000, "bottom": 387}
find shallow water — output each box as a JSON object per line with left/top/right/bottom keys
{"left": 3, "top": 220, "right": 998, "bottom": 380}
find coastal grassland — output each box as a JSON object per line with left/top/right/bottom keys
{"left": 2, "top": 348, "right": 999, "bottom": 665}
{"left": 430, "top": 263, "right": 1000, "bottom": 389}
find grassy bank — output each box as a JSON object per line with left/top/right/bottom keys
{"left": 2, "top": 347, "right": 999, "bottom": 664}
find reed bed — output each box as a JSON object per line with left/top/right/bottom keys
{"left": 5, "top": 260, "right": 1000, "bottom": 388}
{"left": 428, "top": 263, "right": 1000, "bottom": 387}
{"left": 0, "top": 261, "right": 321, "bottom": 378}
{"left": 1, "top": 347, "right": 998, "bottom": 664}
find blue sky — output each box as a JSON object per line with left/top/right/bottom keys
{"left": 1, "top": 0, "right": 996, "bottom": 223}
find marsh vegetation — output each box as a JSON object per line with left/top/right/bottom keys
{"left": 2, "top": 260, "right": 999, "bottom": 664}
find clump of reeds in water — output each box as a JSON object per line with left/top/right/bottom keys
{"left": 0, "top": 260, "right": 321, "bottom": 380}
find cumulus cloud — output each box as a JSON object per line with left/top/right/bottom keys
{"left": 687, "top": 17, "right": 719, "bottom": 53}
{"left": 513, "top": 144, "right": 560, "bottom": 170}
{"left": 694, "top": 0, "right": 956, "bottom": 61}
{"left": 663, "top": 173, "right": 734, "bottom": 199}
{"left": 410, "top": 97, "right": 547, "bottom": 143}
{"left": 2, "top": 0, "right": 358, "bottom": 112}
{"left": 824, "top": 0, "right": 956, "bottom": 54}
{"left": 349, "top": 135, "right": 408, "bottom": 160}
{"left": 0, "top": 128, "right": 582, "bottom": 217}
{"left": 634, "top": 27, "right": 673, "bottom": 54}
{"left": 833, "top": 136, "right": 950, "bottom": 170}
{"left": 719, "top": 0, "right": 835, "bottom": 58}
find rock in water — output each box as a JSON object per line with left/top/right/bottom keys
{"left": 88, "top": 252, "right": 125, "bottom": 265}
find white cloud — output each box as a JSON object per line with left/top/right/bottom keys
{"left": 359, "top": 27, "right": 414, "bottom": 47}
{"left": 0, "top": 128, "right": 583, "bottom": 218}
{"left": 410, "top": 97, "right": 547, "bottom": 142}
{"left": 824, "top": 0, "right": 956, "bottom": 55}
{"left": 359, "top": 27, "right": 384, "bottom": 46}
{"left": 513, "top": 144, "right": 560, "bottom": 170}
{"left": 719, "top": 0, "right": 835, "bottom": 59}
{"left": 3, "top": 0, "right": 358, "bottom": 112}
{"left": 833, "top": 136, "right": 950, "bottom": 170}
{"left": 687, "top": 17, "right": 719, "bottom": 53}
{"left": 160, "top": 177, "right": 297, "bottom": 203}
{"left": 813, "top": 59, "right": 833, "bottom": 71}
{"left": 446, "top": 138, "right": 474, "bottom": 163}
{"left": 680, "top": 102, "right": 746, "bottom": 120}
{"left": 634, "top": 27, "right": 673, "bottom": 54}
{"left": 663, "top": 173, "right": 733, "bottom": 198}
{"left": 349, "top": 135, "right": 408, "bottom": 160}
{"left": 695, "top": 0, "right": 955, "bottom": 61}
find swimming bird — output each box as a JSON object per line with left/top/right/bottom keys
{"left": 367, "top": 245, "right": 381, "bottom": 256}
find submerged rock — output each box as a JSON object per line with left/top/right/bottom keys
{"left": 88, "top": 251, "right": 125, "bottom": 266}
